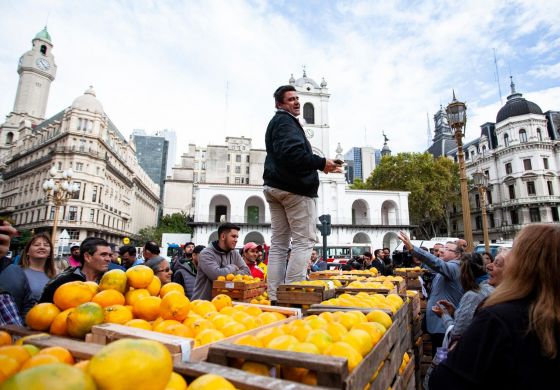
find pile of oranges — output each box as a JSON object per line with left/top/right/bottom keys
{"left": 25, "top": 265, "right": 288, "bottom": 346}
{"left": 321, "top": 292, "right": 405, "bottom": 312}
{"left": 232, "top": 309, "right": 394, "bottom": 382}
{"left": 0, "top": 330, "right": 235, "bottom": 389}
{"left": 216, "top": 273, "right": 261, "bottom": 283}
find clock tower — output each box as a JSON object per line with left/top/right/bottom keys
{"left": 11, "top": 26, "right": 57, "bottom": 123}
{"left": 289, "top": 70, "right": 330, "bottom": 157}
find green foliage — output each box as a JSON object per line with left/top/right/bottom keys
{"left": 349, "top": 178, "right": 368, "bottom": 189}
{"left": 363, "top": 152, "right": 460, "bottom": 238}
{"left": 135, "top": 212, "right": 192, "bottom": 245}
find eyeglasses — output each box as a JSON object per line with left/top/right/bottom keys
{"left": 157, "top": 268, "right": 171, "bottom": 273}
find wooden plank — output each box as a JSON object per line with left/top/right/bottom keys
{"left": 207, "top": 343, "right": 348, "bottom": 388}
{"left": 23, "top": 334, "right": 103, "bottom": 360}
{"left": 232, "top": 302, "right": 302, "bottom": 318}
{"left": 174, "top": 360, "right": 332, "bottom": 390}
{"left": 0, "top": 324, "right": 41, "bottom": 337}
{"left": 392, "top": 355, "right": 415, "bottom": 390}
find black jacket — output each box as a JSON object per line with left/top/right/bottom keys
{"left": 263, "top": 110, "right": 326, "bottom": 198}
{"left": 430, "top": 298, "right": 560, "bottom": 390}
{"left": 0, "top": 257, "right": 36, "bottom": 318}
{"left": 39, "top": 267, "right": 86, "bottom": 303}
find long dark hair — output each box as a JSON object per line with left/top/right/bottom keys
{"left": 460, "top": 252, "right": 486, "bottom": 291}
{"left": 20, "top": 233, "right": 57, "bottom": 278}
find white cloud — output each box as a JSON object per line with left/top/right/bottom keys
{"left": 0, "top": 0, "right": 559, "bottom": 165}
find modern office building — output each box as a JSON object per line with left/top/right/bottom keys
{"left": 131, "top": 130, "right": 169, "bottom": 203}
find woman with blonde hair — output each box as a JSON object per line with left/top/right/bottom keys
{"left": 430, "top": 224, "right": 560, "bottom": 389}
{"left": 20, "top": 233, "right": 57, "bottom": 300}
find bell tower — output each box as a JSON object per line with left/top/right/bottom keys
{"left": 290, "top": 69, "right": 330, "bottom": 157}
{"left": 12, "top": 26, "right": 57, "bottom": 123}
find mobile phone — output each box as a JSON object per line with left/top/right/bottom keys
{"left": 333, "top": 159, "right": 344, "bottom": 166}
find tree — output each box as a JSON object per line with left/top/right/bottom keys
{"left": 361, "top": 153, "right": 460, "bottom": 239}
{"left": 135, "top": 212, "right": 192, "bottom": 245}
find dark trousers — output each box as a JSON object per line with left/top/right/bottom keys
{"left": 430, "top": 332, "right": 445, "bottom": 356}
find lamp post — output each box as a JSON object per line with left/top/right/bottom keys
{"left": 473, "top": 169, "right": 490, "bottom": 253}
{"left": 42, "top": 166, "right": 79, "bottom": 255}
{"left": 446, "top": 91, "right": 473, "bottom": 252}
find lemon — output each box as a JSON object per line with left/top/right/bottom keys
{"left": 366, "top": 310, "right": 393, "bottom": 329}
{"left": 324, "top": 342, "right": 363, "bottom": 372}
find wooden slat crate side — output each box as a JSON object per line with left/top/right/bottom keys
{"left": 212, "top": 286, "right": 265, "bottom": 300}
{"left": 21, "top": 334, "right": 103, "bottom": 360}
{"left": 232, "top": 302, "right": 302, "bottom": 318}
{"left": 391, "top": 354, "right": 416, "bottom": 390}
{"left": 207, "top": 343, "right": 348, "bottom": 388}
{"left": 174, "top": 360, "right": 329, "bottom": 390}
{"left": 213, "top": 280, "right": 266, "bottom": 289}
{"left": 369, "top": 336, "right": 406, "bottom": 390}
{"left": 0, "top": 324, "right": 42, "bottom": 337}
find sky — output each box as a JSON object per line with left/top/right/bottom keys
{"left": 1, "top": 0, "right": 559, "bottom": 165}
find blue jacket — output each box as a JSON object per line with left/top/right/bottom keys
{"left": 263, "top": 110, "right": 326, "bottom": 198}
{"left": 412, "top": 246, "right": 464, "bottom": 334}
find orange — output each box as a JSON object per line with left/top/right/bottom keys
{"left": 266, "top": 335, "right": 299, "bottom": 350}
{"left": 241, "top": 362, "right": 270, "bottom": 376}
{"left": 0, "top": 345, "right": 31, "bottom": 366}
{"left": 38, "top": 346, "right": 74, "bottom": 364}
{"left": 191, "top": 319, "right": 216, "bottom": 335}
{"left": 0, "top": 355, "right": 19, "bottom": 382}
{"left": 98, "top": 269, "right": 128, "bottom": 294}
{"left": 53, "top": 281, "right": 95, "bottom": 310}
{"left": 146, "top": 276, "right": 161, "bottom": 296}
{"left": 219, "top": 321, "right": 247, "bottom": 337}
{"left": 66, "top": 302, "right": 104, "bottom": 338}
{"left": 83, "top": 281, "right": 99, "bottom": 294}
{"left": 125, "top": 288, "right": 151, "bottom": 306}
{"left": 153, "top": 320, "right": 194, "bottom": 338}
{"left": 324, "top": 341, "right": 363, "bottom": 372}
{"left": 192, "top": 300, "right": 217, "bottom": 316}
{"left": 21, "top": 354, "right": 61, "bottom": 370}
{"left": 351, "top": 322, "right": 383, "bottom": 345}
{"left": 219, "top": 306, "right": 237, "bottom": 316}
{"left": 166, "top": 372, "right": 187, "bottom": 390}
{"left": 342, "top": 329, "right": 374, "bottom": 357}
{"left": 194, "top": 329, "right": 225, "bottom": 347}
{"left": 188, "top": 374, "right": 235, "bottom": 390}
{"left": 211, "top": 314, "right": 234, "bottom": 329}
{"left": 0, "top": 331, "right": 12, "bottom": 346}
{"left": 21, "top": 345, "right": 39, "bottom": 357}
{"left": 151, "top": 316, "right": 164, "bottom": 330}
{"left": 126, "top": 265, "right": 154, "bottom": 289}
{"left": 25, "top": 303, "right": 61, "bottom": 331}
{"left": 225, "top": 274, "right": 235, "bottom": 281}
{"left": 216, "top": 275, "right": 226, "bottom": 281}
{"left": 304, "top": 329, "right": 333, "bottom": 353}
{"left": 288, "top": 342, "right": 320, "bottom": 354}
{"left": 74, "top": 360, "right": 90, "bottom": 371}
{"left": 92, "top": 289, "right": 125, "bottom": 308}
{"left": 258, "top": 312, "right": 278, "bottom": 325}
{"left": 242, "top": 305, "right": 262, "bottom": 317}
{"left": 160, "top": 291, "right": 190, "bottom": 321}
{"left": 211, "top": 294, "right": 232, "bottom": 311}
{"left": 183, "top": 314, "right": 202, "bottom": 327}
{"left": 49, "top": 308, "right": 74, "bottom": 336}
{"left": 159, "top": 282, "right": 184, "bottom": 298}
{"left": 255, "top": 327, "right": 285, "bottom": 346}
{"left": 87, "top": 338, "right": 172, "bottom": 390}
{"left": 1, "top": 363, "right": 96, "bottom": 389}
{"left": 124, "top": 319, "right": 152, "bottom": 330}
{"left": 234, "top": 335, "right": 264, "bottom": 348}
{"left": 103, "top": 305, "right": 133, "bottom": 324}
{"left": 133, "top": 296, "right": 162, "bottom": 321}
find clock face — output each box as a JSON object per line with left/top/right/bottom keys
{"left": 36, "top": 57, "right": 50, "bottom": 71}
{"left": 305, "top": 128, "right": 314, "bottom": 138}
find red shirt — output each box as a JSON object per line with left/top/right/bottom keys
{"left": 248, "top": 263, "right": 264, "bottom": 279}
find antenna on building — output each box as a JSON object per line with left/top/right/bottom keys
{"left": 493, "top": 48, "right": 503, "bottom": 104}
{"left": 426, "top": 112, "right": 432, "bottom": 147}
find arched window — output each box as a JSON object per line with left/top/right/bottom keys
{"left": 247, "top": 206, "right": 259, "bottom": 224}
{"left": 215, "top": 205, "right": 227, "bottom": 223}
{"left": 303, "top": 103, "right": 315, "bottom": 124}
{"left": 40, "top": 45, "right": 47, "bottom": 55}
{"left": 5, "top": 132, "right": 14, "bottom": 145}
{"left": 519, "top": 129, "right": 527, "bottom": 143}
{"left": 504, "top": 133, "right": 509, "bottom": 147}
{"left": 537, "top": 128, "right": 543, "bottom": 141}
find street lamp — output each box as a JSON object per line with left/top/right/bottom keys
{"left": 42, "top": 166, "right": 79, "bottom": 255}
{"left": 473, "top": 169, "right": 490, "bottom": 253}
{"left": 446, "top": 91, "right": 473, "bottom": 252}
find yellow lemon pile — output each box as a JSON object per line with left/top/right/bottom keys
{"left": 321, "top": 292, "right": 404, "bottom": 313}
{"left": 217, "top": 274, "right": 261, "bottom": 284}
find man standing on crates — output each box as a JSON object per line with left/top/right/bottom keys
{"left": 263, "top": 85, "right": 342, "bottom": 305}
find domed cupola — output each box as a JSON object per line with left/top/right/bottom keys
{"left": 71, "top": 86, "right": 104, "bottom": 114}
{"left": 496, "top": 77, "right": 543, "bottom": 123}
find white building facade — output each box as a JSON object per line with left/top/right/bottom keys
{"left": 446, "top": 80, "right": 560, "bottom": 242}
{"left": 0, "top": 28, "right": 160, "bottom": 246}
{"left": 164, "top": 72, "right": 411, "bottom": 251}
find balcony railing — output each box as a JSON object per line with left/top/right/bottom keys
{"left": 195, "top": 214, "right": 409, "bottom": 226}
{"left": 501, "top": 195, "right": 560, "bottom": 208}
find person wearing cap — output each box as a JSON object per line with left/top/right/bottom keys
{"left": 68, "top": 245, "right": 81, "bottom": 268}
{"left": 193, "top": 223, "right": 250, "bottom": 301}
{"left": 243, "top": 242, "right": 265, "bottom": 279}
{"left": 173, "top": 244, "right": 204, "bottom": 299}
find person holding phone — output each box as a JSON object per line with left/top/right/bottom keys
{"left": 263, "top": 85, "right": 341, "bottom": 304}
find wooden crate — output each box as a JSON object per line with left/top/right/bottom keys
{"left": 391, "top": 351, "right": 416, "bottom": 390}
{"left": 88, "top": 304, "right": 300, "bottom": 362}
{"left": 207, "top": 302, "right": 411, "bottom": 390}
{"left": 276, "top": 284, "right": 336, "bottom": 305}
{"left": 212, "top": 280, "right": 266, "bottom": 301}
{"left": 394, "top": 269, "right": 425, "bottom": 278}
